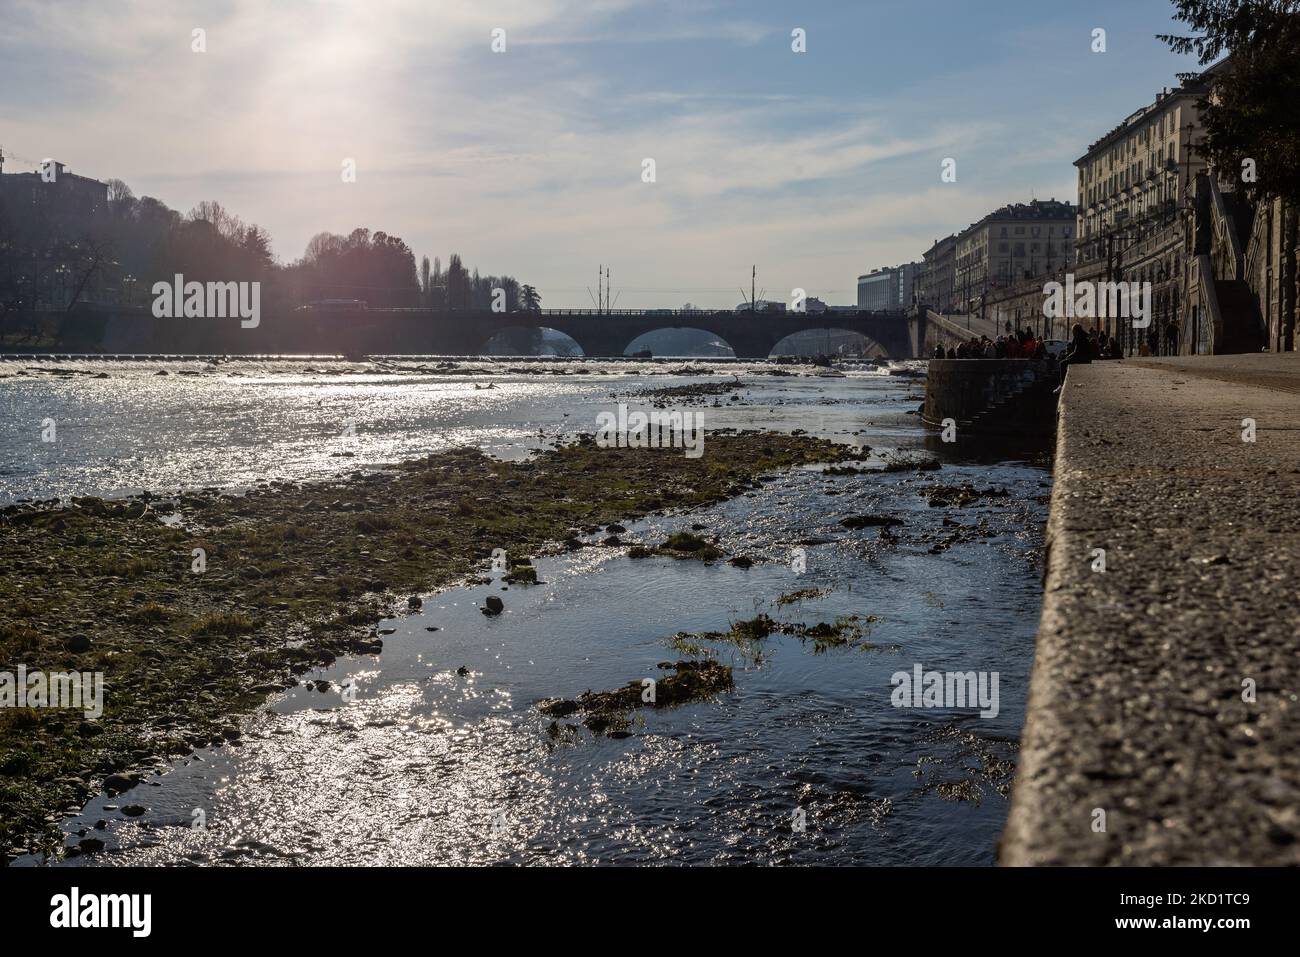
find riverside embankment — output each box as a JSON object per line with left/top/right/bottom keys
{"left": 1002, "top": 354, "right": 1300, "bottom": 865}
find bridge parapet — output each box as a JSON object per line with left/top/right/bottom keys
{"left": 36, "top": 303, "right": 914, "bottom": 358}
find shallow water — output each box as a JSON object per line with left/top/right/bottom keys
{"left": 3, "top": 356, "right": 1049, "bottom": 866}
{"left": 1, "top": 356, "right": 919, "bottom": 504}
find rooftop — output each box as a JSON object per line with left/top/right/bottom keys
{"left": 1074, "top": 73, "right": 1213, "bottom": 164}
{"left": 956, "top": 199, "right": 1078, "bottom": 240}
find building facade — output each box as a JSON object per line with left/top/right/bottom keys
{"left": 0, "top": 155, "right": 109, "bottom": 236}
{"left": 1075, "top": 83, "right": 1207, "bottom": 269}
{"left": 914, "top": 60, "right": 1296, "bottom": 357}
{"left": 1243, "top": 197, "right": 1299, "bottom": 353}
{"left": 952, "top": 199, "right": 1076, "bottom": 312}
{"left": 0, "top": 154, "right": 115, "bottom": 319}
{"left": 918, "top": 235, "right": 957, "bottom": 314}
{"left": 1073, "top": 81, "right": 1209, "bottom": 352}
{"left": 1174, "top": 61, "right": 1296, "bottom": 357}
{"left": 857, "top": 261, "right": 919, "bottom": 311}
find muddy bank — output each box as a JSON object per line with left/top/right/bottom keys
{"left": 0, "top": 432, "right": 864, "bottom": 861}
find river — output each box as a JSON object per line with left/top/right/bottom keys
{"left": 1, "top": 355, "right": 1049, "bottom": 865}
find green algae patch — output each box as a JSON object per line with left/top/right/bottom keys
{"left": 664, "top": 633, "right": 717, "bottom": 659}
{"left": 626, "top": 529, "right": 728, "bottom": 562}
{"left": 189, "top": 612, "right": 256, "bottom": 638}
{"left": 730, "top": 614, "right": 778, "bottom": 642}
{"left": 537, "top": 660, "right": 734, "bottom": 737}
{"left": 775, "top": 587, "right": 829, "bottom": 606}
{"left": 667, "top": 613, "right": 886, "bottom": 659}
{"left": 0, "top": 431, "right": 854, "bottom": 860}
{"left": 502, "top": 561, "right": 539, "bottom": 585}
{"left": 784, "top": 615, "right": 882, "bottom": 653}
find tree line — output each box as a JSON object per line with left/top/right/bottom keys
{"left": 0, "top": 174, "right": 536, "bottom": 344}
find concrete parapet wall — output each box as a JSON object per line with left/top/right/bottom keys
{"left": 1001, "top": 355, "right": 1300, "bottom": 865}
{"left": 922, "top": 358, "right": 1043, "bottom": 427}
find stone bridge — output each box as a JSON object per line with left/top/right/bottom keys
{"left": 52, "top": 305, "right": 915, "bottom": 358}
{"left": 465, "top": 308, "right": 912, "bottom": 358}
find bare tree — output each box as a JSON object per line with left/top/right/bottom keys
{"left": 61, "top": 236, "right": 112, "bottom": 316}
{"left": 105, "top": 178, "right": 135, "bottom": 206}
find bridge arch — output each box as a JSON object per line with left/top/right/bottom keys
{"left": 622, "top": 327, "right": 736, "bottom": 358}
{"left": 768, "top": 326, "right": 890, "bottom": 359}
{"left": 482, "top": 325, "right": 584, "bottom": 356}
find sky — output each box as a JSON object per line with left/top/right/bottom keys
{"left": 0, "top": 0, "right": 1204, "bottom": 308}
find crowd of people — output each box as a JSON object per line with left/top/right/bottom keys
{"left": 931, "top": 324, "right": 1129, "bottom": 362}
{"left": 926, "top": 315, "right": 1190, "bottom": 405}
{"left": 931, "top": 323, "right": 1138, "bottom": 397}
{"left": 931, "top": 327, "right": 1053, "bottom": 360}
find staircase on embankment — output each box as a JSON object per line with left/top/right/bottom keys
{"left": 1187, "top": 174, "right": 1267, "bottom": 354}
{"left": 1215, "top": 277, "right": 1266, "bottom": 353}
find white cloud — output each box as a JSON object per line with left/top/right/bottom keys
{"left": 0, "top": 0, "right": 1087, "bottom": 307}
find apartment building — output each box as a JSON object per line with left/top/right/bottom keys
{"left": 952, "top": 199, "right": 1077, "bottom": 309}
{"left": 918, "top": 235, "right": 956, "bottom": 313}
{"left": 857, "top": 261, "right": 919, "bottom": 311}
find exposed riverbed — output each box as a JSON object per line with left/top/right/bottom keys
{"left": 1, "top": 356, "right": 1049, "bottom": 866}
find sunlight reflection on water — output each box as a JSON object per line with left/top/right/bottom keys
{"left": 1, "top": 357, "right": 921, "bottom": 504}
{"left": 5, "top": 356, "right": 1045, "bottom": 866}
